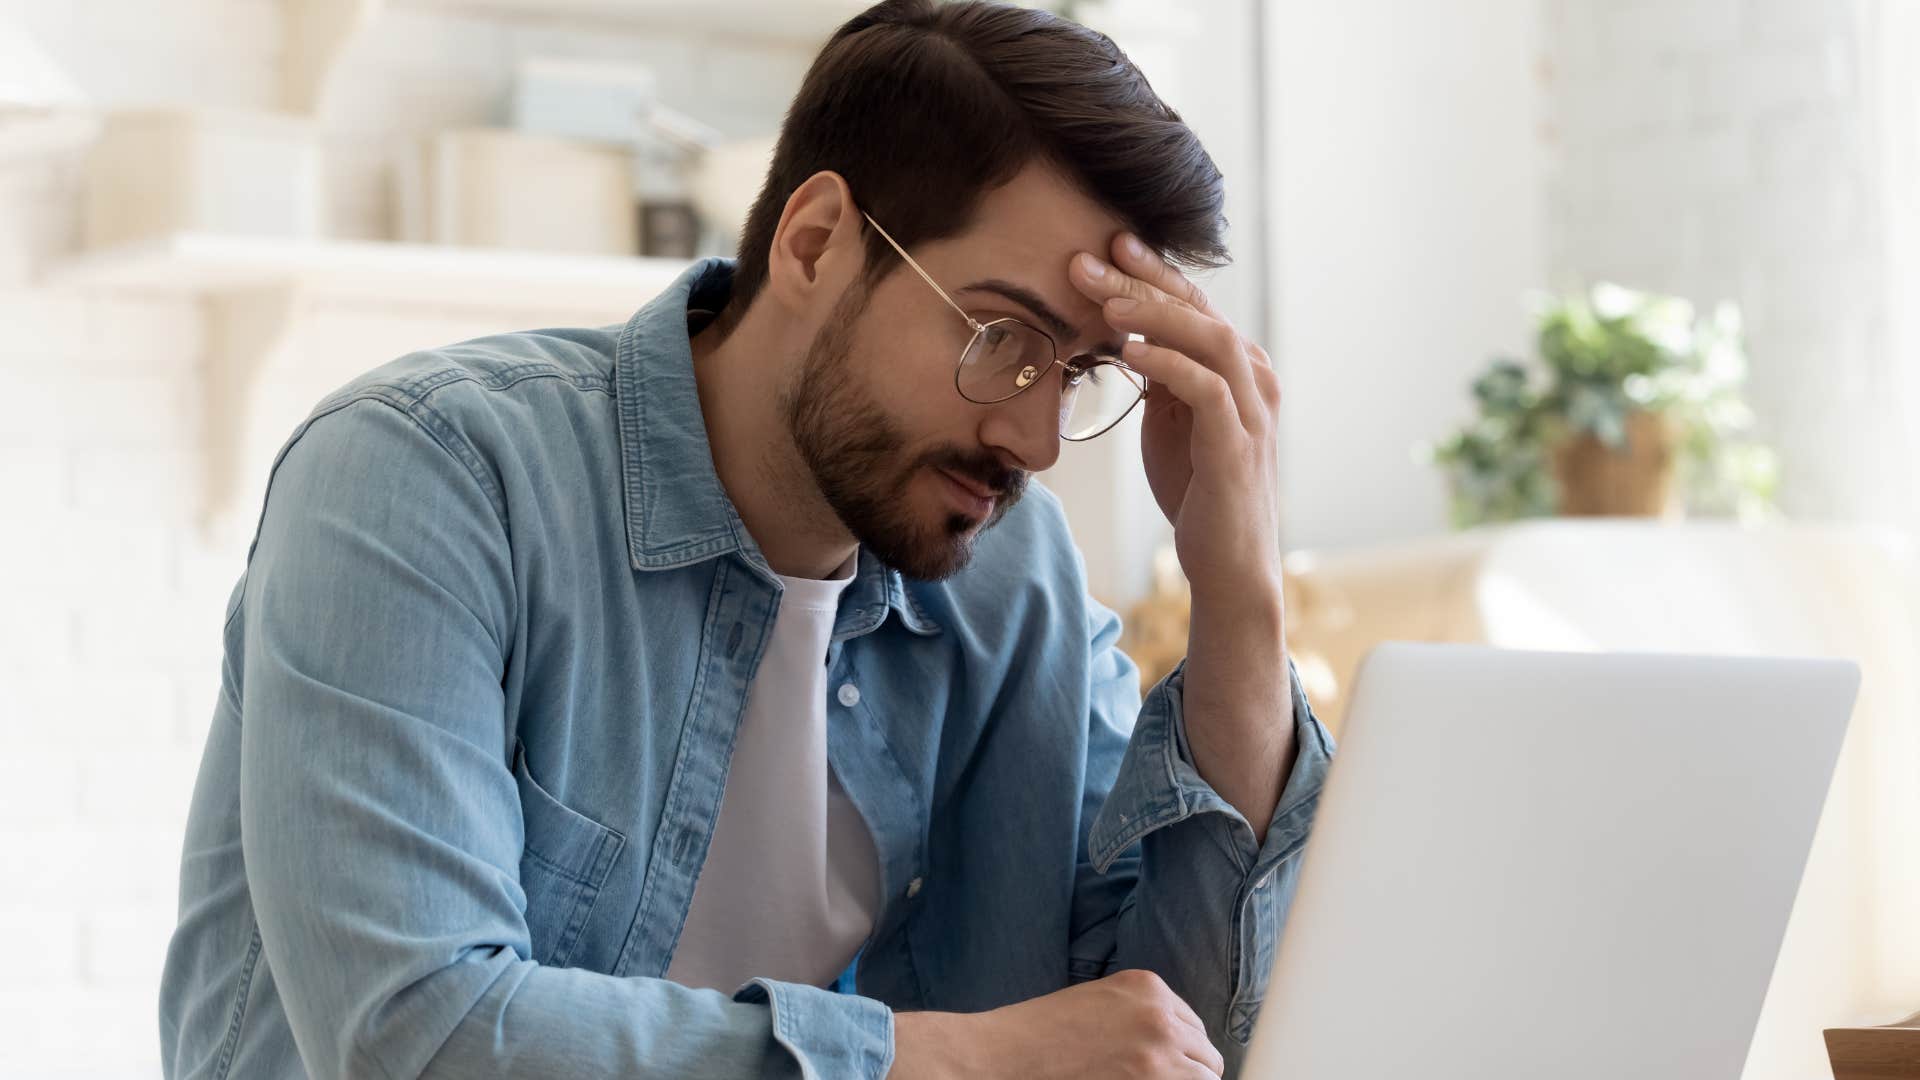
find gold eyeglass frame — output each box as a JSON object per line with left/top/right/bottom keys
{"left": 860, "top": 211, "right": 1147, "bottom": 442}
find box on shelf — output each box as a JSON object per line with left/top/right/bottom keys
{"left": 511, "top": 56, "right": 659, "bottom": 146}
{"left": 510, "top": 55, "right": 725, "bottom": 258}
{"left": 83, "top": 108, "right": 320, "bottom": 249}
{"left": 395, "top": 128, "right": 638, "bottom": 257}
{"left": 688, "top": 134, "right": 776, "bottom": 252}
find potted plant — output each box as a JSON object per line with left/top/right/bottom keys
{"left": 1421, "top": 283, "right": 1778, "bottom": 529}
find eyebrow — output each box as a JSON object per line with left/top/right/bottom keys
{"left": 956, "top": 278, "right": 1124, "bottom": 358}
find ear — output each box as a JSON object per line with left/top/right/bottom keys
{"left": 764, "top": 171, "right": 866, "bottom": 316}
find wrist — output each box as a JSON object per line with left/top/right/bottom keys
{"left": 1188, "top": 578, "right": 1285, "bottom": 647}
{"left": 888, "top": 1010, "right": 981, "bottom": 1080}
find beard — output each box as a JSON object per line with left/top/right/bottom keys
{"left": 779, "top": 283, "right": 1028, "bottom": 582}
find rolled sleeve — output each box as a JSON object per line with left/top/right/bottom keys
{"left": 733, "top": 978, "right": 895, "bottom": 1080}
{"left": 1090, "top": 656, "right": 1335, "bottom": 880}
{"left": 1088, "top": 653, "right": 1336, "bottom": 1059}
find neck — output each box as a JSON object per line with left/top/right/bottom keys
{"left": 690, "top": 299, "right": 860, "bottom": 580}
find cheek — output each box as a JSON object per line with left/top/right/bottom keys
{"left": 852, "top": 354, "right": 972, "bottom": 444}
{"left": 844, "top": 295, "right": 980, "bottom": 443}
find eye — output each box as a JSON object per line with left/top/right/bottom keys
{"left": 1064, "top": 358, "right": 1105, "bottom": 385}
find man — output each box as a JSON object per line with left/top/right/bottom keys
{"left": 158, "top": 1, "right": 1332, "bottom": 1076}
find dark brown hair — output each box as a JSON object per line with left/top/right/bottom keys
{"left": 719, "top": 0, "right": 1229, "bottom": 329}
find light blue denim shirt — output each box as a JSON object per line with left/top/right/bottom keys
{"left": 159, "top": 258, "right": 1334, "bottom": 1079}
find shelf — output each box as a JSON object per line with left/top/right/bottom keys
{"left": 283, "top": 0, "right": 867, "bottom": 113}
{"left": 47, "top": 232, "right": 696, "bottom": 312}
{"left": 46, "top": 232, "right": 701, "bottom": 542}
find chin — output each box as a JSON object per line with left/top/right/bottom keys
{"left": 866, "top": 500, "right": 980, "bottom": 583}
{"left": 832, "top": 464, "right": 1019, "bottom": 583}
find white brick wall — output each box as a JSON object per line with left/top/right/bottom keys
{"left": 1544, "top": 0, "right": 1910, "bottom": 529}
{"left": 0, "top": 4, "right": 813, "bottom": 1076}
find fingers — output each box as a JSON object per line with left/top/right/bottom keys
{"left": 1110, "top": 969, "right": 1226, "bottom": 1078}
{"left": 1108, "top": 296, "right": 1268, "bottom": 433}
{"left": 1109, "top": 230, "right": 1222, "bottom": 320}
{"left": 1158, "top": 978, "right": 1208, "bottom": 1038}
{"left": 1068, "top": 241, "right": 1270, "bottom": 432}
{"left": 1187, "top": 1038, "right": 1227, "bottom": 1077}
{"left": 1119, "top": 338, "right": 1259, "bottom": 450}
{"left": 1165, "top": 1002, "right": 1225, "bottom": 1077}
{"left": 1070, "top": 248, "right": 1191, "bottom": 317}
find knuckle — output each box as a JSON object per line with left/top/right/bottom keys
{"left": 1138, "top": 1004, "right": 1179, "bottom": 1040}
{"left": 1115, "top": 967, "right": 1161, "bottom": 991}
{"left": 1209, "top": 321, "right": 1240, "bottom": 357}
{"left": 1205, "top": 373, "right": 1233, "bottom": 406}
{"left": 1254, "top": 365, "right": 1283, "bottom": 403}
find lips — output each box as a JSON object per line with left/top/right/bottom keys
{"left": 940, "top": 469, "right": 996, "bottom": 500}
{"left": 936, "top": 468, "right": 998, "bottom": 518}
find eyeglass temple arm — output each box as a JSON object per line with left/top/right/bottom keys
{"left": 860, "top": 212, "right": 984, "bottom": 332}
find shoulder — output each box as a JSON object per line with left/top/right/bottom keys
{"left": 262, "top": 324, "right": 626, "bottom": 525}
{"left": 308, "top": 324, "right": 624, "bottom": 424}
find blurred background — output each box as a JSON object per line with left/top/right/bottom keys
{"left": 0, "top": 0, "right": 1914, "bottom": 1076}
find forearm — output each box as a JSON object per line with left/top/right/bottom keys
{"left": 415, "top": 964, "right": 888, "bottom": 1078}
{"left": 402, "top": 960, "right": 793, "bottom": 1077}
{"left": 1182, "top": 584, "right": 1296, "bottom": 848}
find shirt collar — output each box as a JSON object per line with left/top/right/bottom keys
{"left": 614, "top": 258, "right": 940, "bottom": 637}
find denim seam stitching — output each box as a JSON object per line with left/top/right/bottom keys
{"left": 1225, "top": 882, "right": 1257, "bottom": 1043}
{"left": 837, "top": 652, "right": 920, "bottom": 805}
{"left": 209, "top": 915, "right": 265, "bottom": 1080}
{"left": 522, "top": 845, "right": 594, "bottom": 887}
{"left": 615, "top": 560, "right": 731, "bottom": 976}
{"left": 391, "top": 361, "right": 613, "bottom": 399}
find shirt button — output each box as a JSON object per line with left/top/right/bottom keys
{"left": 837, "top": 683, "right": 861, "bottom": 707}
{"left": 1255, "top": 871, "right": 1274, "bottom": 891}
{"left": 906, "top": 876, "right": 924, "bottom": 898}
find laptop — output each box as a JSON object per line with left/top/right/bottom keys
{"left": 1242, "top": 642, "right": 1858, "bottom": 1080}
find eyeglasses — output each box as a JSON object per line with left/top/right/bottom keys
{"left": 862, "top": 212, "right": 1148, "bottom": 441}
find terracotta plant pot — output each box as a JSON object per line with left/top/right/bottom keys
{"left": 1550, "top": 409, "right": 1679, "bottom": 517}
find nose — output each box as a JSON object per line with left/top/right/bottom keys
{"left": 977, "top": 366, "right": 1063, "bottom": 474}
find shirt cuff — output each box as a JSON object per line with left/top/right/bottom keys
{"left": 1089, "top": 654, "right": 1336, "bottom": 880}
{"left": 732, "top": 977, "right": 896, "bottom": 1079}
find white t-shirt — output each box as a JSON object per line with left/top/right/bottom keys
{"left": 665, "top": 553, "right": 883, "bottom": 992}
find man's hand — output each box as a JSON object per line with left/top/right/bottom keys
{"left": 1066, "top": 234, "right": 1284, "bottom": 614}
{"left": 1067, "top": 234, "right": 1297, "bottom": 847}
{"left": 888, "top": 969, "right": 1225, "bottom": 1079}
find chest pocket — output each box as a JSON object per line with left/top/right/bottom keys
{"left": 513, "top": 739, "right": 627, "bottom": 970}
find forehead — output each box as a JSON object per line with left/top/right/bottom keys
{"left": 953, "top": 162, "right": 1127, "bottom": 264}
{"left": 906, "top": 163, "right": 1127, "bottom": 349}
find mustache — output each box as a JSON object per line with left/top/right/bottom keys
{"left": 923, "top": 450, "right": 1025, "bottom": 499}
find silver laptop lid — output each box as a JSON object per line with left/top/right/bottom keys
{"left": 1244, "top": 642, "right": 1857, "bottom": 1080}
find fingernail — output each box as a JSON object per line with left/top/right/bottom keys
{"left": 1123, "top": 339, "right": 1148, "bottom": 358}
{"left": 1077, "top": 252, "right": 1107, "bottom": 279}
{"left": 1122, "top": 234, "right": 1146, "bottom": 259}
{"left": 1107, "top": 296, "right": 1137, "bottom": 314}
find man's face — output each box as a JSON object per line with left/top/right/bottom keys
{"left": 778, "top": 164, "right": 1128, "bottom": 581}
